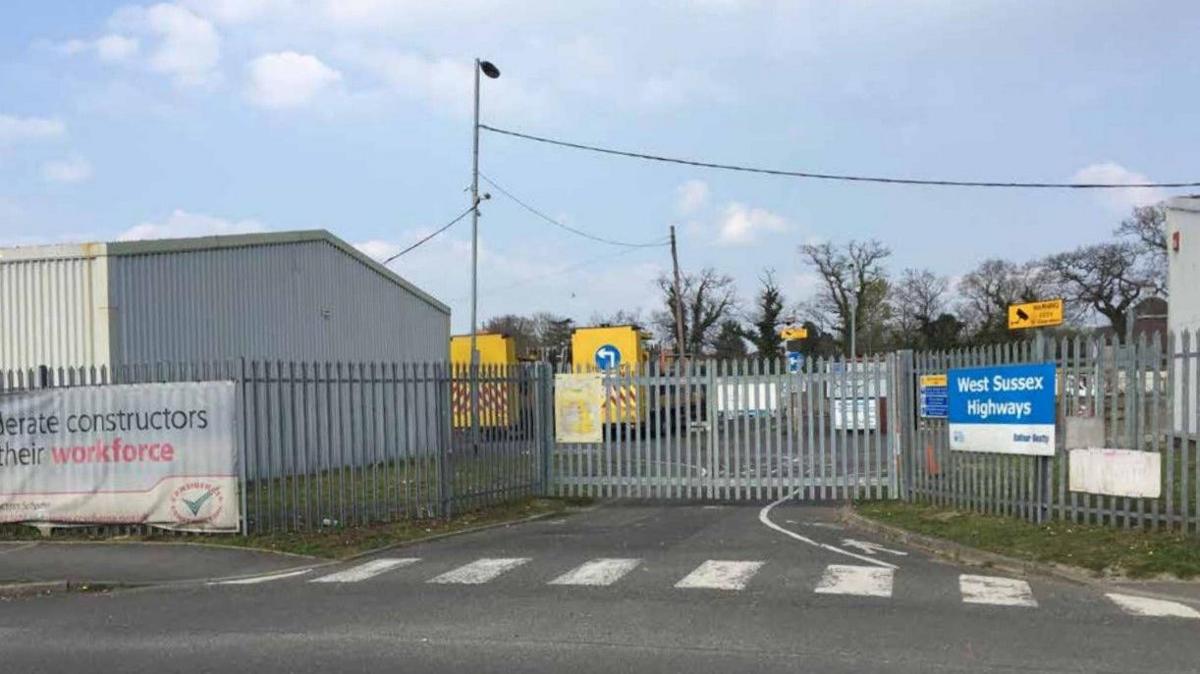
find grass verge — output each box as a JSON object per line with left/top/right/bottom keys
{"left": 857, "top": 500, "right": 1200, "bottom": 580}
{"left": 1, "top": 497, "right": 592, "bottom": 560}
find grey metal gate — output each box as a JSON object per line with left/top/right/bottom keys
{"left": 551, "top": 354, "right": 900, "bottom": 501}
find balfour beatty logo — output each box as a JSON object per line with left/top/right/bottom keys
{"left": 169, "top": 481, "right": 224, "bottom": 524}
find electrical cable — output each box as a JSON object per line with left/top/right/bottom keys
{"left": 453, "top": 244, "right": 655, "bottom": 303}
{"left": 479, "top": 171, "right": 669, "bottom": 247}
{"left": 480, "top": 124, "right": 1200, "bottom": 190}
{"left": 382, "top": 205, "right": 474, "bottom": 264}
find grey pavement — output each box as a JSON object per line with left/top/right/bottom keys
{"left": 2, "top": 503, "right": 1200, "bottom": 673}
{"left": 0, "top": 541, "right": 313, "bottom": 585}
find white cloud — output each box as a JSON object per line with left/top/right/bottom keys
{"left": 182, "top": 0, "right": 295, "bottom": 24}
{"left": 675, "top": 179, "right": 710, "bottom": 215}
{"left": 112, "top": 3, "right": 221, "bottom": 86}
{"left": 1072, "top": 161, "right": 1167, "bottom": 214}
{"left": 62, "top": 34, "right": 140, "bottom": 62}
{"left": 716, "top": 202, "right": 789, "bottom": 245}
{"left": 0, "top": 114, "right": 66, "bottom": 146}
{"left": 349, "top": 48, "right": 550, "bottom": 119}
{"left": 119, "top": 209, "right": 266, "bottom": 241}
{"left": 354, "top": 239, "right": 401, "bottom": 262}
{"left": 95, "top": 34, "right": 140, "bottom": 62}
{"left": 42, "top": 156, "right": 93, "bottom": 184}
{"left": 246, "top": 51, "right": 341, "bottom": 109}
{"left": 636, "top": 69, "right": 726, "bottom": 108}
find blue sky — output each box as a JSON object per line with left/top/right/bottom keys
{"left": 1, "top": 1, "right": 1196, "bottom": 332}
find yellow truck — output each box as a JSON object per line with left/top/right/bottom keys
{"left": 450, "top": 333, "right": 517, "bottom": 428}
{"left": 570, "top": 325, "right": 649, "bottom": 424}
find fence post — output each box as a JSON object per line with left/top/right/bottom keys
{"left": 541, "top": 363, "right": 555, "bottom": 496}
{"left": 237, "top": 357, "right": 250, "bottom": 536}
{"left": 437, "top": 362, "right": 454, "bottom": 519}
{"left": 1033, "top": 331, "right": 1053, "bottom": 523}
{"left": 890, "top": 350, "right": 913, "bottom": 500}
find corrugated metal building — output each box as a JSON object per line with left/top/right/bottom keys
{"left": 0, "top": 230, "right": 449, "bottom": 370}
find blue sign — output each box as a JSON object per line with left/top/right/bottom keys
{"left": 919, "top": 377, "right": 948, "bottom": 419}
{"left": 594, "top": 344, "right": 621, "bottom": 371}
{"left": 786, "top": 351, "right": 805, "bottom": 374}
{"left": 947, "top": 362, "right": 1056, "bottom": 456}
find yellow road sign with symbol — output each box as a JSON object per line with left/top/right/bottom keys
{"left": 1008, "top": 299, "right": 1063, "bottom": 330}
{"left": 780, "top": 326, "right": 808, "bottom": 340}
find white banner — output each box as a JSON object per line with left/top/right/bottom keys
{"left": 1069, "top": 448, "right": 1162, "bottom": 498}
{"left": 555, "top": 374, "right": 603, "bottom": 444}
{"left": 0, "top": 382, "right": 240, "bottom": 532}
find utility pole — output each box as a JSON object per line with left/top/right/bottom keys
{"left": 469, "top": 58, "right": 500, "bottom": 457}
{"left": 469, "top": 58, "right": 482, "bottom": 456}
{"left": 670, "top": 225, "right": 685, "bottom": 362}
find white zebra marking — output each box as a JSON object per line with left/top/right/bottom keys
{"left": 550, "top": 558, "right": 641, "bottom": 586}
{"left": 959, "top": 575, "right": 1037, "bottom": 607}
{"left": 310, "top": 558, "right": 420, "bottom": 583}
{"left": 212, "top": 568, "right": 312, "bottom": 585}
{"left": 675, "top": 560, "right": 764, "bottom": 591}
{"left": 1107, "top": 593, "right": 1200, "bottom": 619}
{"left": 814, "top": 564, "right": 894, "bottom": 598}
{"left": 428, "top": 558, "right": 530, "bottom": 585}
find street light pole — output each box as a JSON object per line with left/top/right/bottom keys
{"left": 470, "top": 58, "right": 500, "bottom": 456}
{"left": 848, "top": 295, "right": 858, "bottom": 361}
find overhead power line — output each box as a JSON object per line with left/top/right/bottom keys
{"left": 455, "top": 244, "right": 653, "bottom": 303}
{"left": 480, "top": 124, "right": 1200, "bottom": 190}
{"left": 479, "top": 171, "right": 669, "bottom": 248}
{"left": 382, "top": 205, "right": 475, "bottom": 264}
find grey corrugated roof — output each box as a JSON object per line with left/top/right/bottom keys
{"left": 0, "top": 229, "right": 449, "bottom": 315}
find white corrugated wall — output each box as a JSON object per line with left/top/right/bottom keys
{"left": 0, "top": 246, "right": 110, "bottom": 371}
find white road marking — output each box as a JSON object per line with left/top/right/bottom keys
{"left": 814, "top": 564, "right": 894, "bottom": 597}
{"left": 310, "top": 558, "right": 420, "bottom": 583}
{"left": 758, "top": 490, "right": 898, "bottom": 569}
{"left": 549, "top": 558, "right": 641, "bottom": 586}
{"left": 675, "top": 560, "right": 764, "bottom": 591}
{"left": 428, "top": 558, "right": 530, "bottom": 585}
{"left": 211, "top": 568, "right": 313, "bottom": 585}
{"left": 959, "top": 575, "right": 1037, "bottom": 607}
{"left": 1107, "top": 593, "right": 1200, "bottom": 619}
{"left": 841, "top": 539, "right": 909, "bottom": 557}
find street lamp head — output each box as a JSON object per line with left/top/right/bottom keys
{"left": 479, "top": 60, "right": 501, "bottom": 79}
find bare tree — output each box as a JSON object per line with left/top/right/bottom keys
{"left": 652, "top": 268, "right": 738, "bottom": 356}
{"left": 1114, "top": 204, "right": 1167, "bottom": 296}
{"left": 1045, "top": 242, "right": 1156, "bottom": 339}
{"left": 589, "top": 308, "right": 645, "bottom": 328}
{"left": 799, "top": 239, "right": 891, "bottom": 356}
{"left": 957, "top": 259, "right": 1050, "bottom": 343}
{"left": 482, "top": 312, "right": 573, "bottom": 362}
{"left": 889, "top": 268, "right": 949, "bottom": 347}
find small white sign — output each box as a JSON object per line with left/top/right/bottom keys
{"left": 1069, "top": 448, "right": 1162, "bottom": 498}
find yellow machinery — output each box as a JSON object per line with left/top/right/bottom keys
{"left": 450, "top": 333, "right": 517, "bottom": 428}
{"left": 570, "top": 325, "right": 648, "bottom": 424}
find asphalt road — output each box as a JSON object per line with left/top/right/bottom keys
{"left": 3, "top": 502, "right": 1199, "bottom": 673}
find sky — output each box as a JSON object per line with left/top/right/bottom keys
{"left": 1, "top": 1, "right": 1197, "bottom": 333}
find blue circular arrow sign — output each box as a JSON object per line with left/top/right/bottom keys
{"left": 594, "top": 344, "right": 621, "bottom": 371}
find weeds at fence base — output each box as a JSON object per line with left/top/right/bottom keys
{"left": 0, "top": 497, "right": 591, "bottom": 559}
{"left": 858, "top": 501, "right": 1200, "bottom": 580}
{"left": 160, "top": 497, "right": 588, "bottom": 559}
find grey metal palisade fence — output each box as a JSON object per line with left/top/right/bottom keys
{"left": 0, "top": 360, "right": 553, "bottom": 535}
{"left": 901, "top": 331, "right": 1200, "bottom": 534}
{"left": 6, "top": 331, "right": 1200, "bottom": 538}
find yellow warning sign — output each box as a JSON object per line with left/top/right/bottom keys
{"left": 554, "top": 373, "right": 604, "bottom": 443}
{"left": 919, "top": 374, "right": 947, "bottom": 388}
{"left": 780, "top": 326, "right": 809, "bottom": 340}
{"left": 1008, "top": 299, "right": 1064, "bottom": 330}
